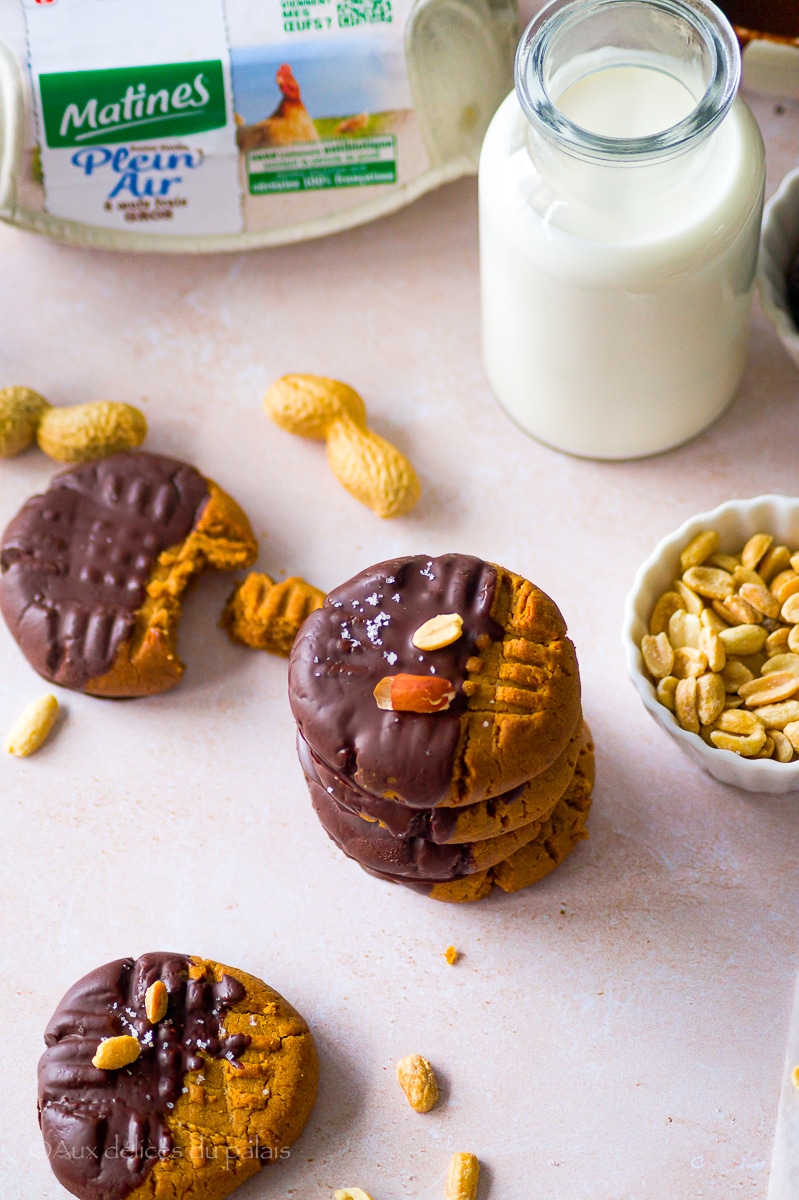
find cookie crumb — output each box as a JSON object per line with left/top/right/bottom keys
{"left": 444, "top": 946, "right": 459, "bottom": 965}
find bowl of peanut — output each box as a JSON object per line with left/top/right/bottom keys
{"left": 623, "top": 496, "right": 799, "bottom": 793}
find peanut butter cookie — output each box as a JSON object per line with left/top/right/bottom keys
{"left": 289, "top": 553, "right": 581, "bottom": 808}
{"left": 0, "top": 452, "right": 257, "bottom": 696}
{"left": 297, "top": 714, "right": 582, "bottom": 844}
{"left": 38, "top": 953, "right": 318, "bottom": 1200}
{"left": 418, "top": 725, "right": 594, "bottom": 902}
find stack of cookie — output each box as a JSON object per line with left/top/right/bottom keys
{"left": 288, "top": 553, "right": 593, "bottom": 902}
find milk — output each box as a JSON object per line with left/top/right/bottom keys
{"left": 479, "top": 25, "right": 766, "bottom": 459}
{"left": 556, "top": 65, "right": 695, "bottom": 137}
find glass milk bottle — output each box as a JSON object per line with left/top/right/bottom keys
{"left": 479, "top": 0, "right": 765, "bottom": 459}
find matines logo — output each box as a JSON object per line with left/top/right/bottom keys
{"left": 39, "top": 61, "right": 227, "bottom": 149}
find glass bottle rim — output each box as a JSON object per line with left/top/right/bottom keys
{"left": 514, "top": 0, "right": 741, "bottom": 165}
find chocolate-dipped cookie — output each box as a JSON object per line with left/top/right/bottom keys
{"left": 289, "top": 553, "right": 581, "bottom": 808}
{"left": 297, "top": 716, "right": 582, "bottom": 844}
{"left": 38, "top": 953, "right": 318, "bottom": 1200}
{"left": 309, "top": 769, "right": 560, "bottom": 880}
{"left": 0, "top": 452, "right": 257, "bottom": 696}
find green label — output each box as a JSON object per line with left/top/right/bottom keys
{"left": 248, "top": 136, "right": 396, "bottom": 194}
{"left": 39, "top": 61, "right": 227, "bottom": 149}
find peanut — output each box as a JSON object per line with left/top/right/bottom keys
{"left": 709, "top": 726, "right": 766, "bottom": 755}
{"left": 37, "top": 401, "right": 147, "bottom": 463}
{"left": 374, "top": 674, "right": 455, "bottom": 713}
{"left": 92, "top": 1035, "right": 141, "bottom": 1071}
{"left": 682, "top": 566, "right": 734, "bottom": 600}
{"left": 718, "top": 624, "right": 767, "bottom": 656}
{"left": 738, "top": 581, "right": 780, "bottom": 619}
{"left": 732, "top": 566, "right": 766, "bottom": 589}
{"left": 707, "top": 552, "right": 740, "bottom": 572}
{"left": 739, "top": 671, "right": 799, "bottom": 708}
{"left": 771, "top": 570, "right": 799, "bottom": 603}
{"left": 765, "top": 627, "right": 792, "bottom": 656}
{"left": 721, "top": 661, "right": 753, "bottom": 692}
{"left": 412, "top": 613, "right": 464, "bottom": 652}
{"left": 698, "top": 626, "right": 725, "bottom": 672}
{"left": 782, "top": 594, "right": 799, "bottom": 624}
{"left": 5, "top": 694, "right": 59, "bottom": 757}
{"left": 145, "top": 980, "right": 169, "bottom": 1024}
{"left": 641, "top": 633, "right": 673, "bottom": 679}
{"left": 759, "top": 545, "right": 791, "bottom": 583}
{"left": 696, "top": 672, "right": 725, "bottom": 725}
{"left": 772, "top": 730, "right": 794, "bottom": 762}
{"left": 264, "top": 374, "right": 420, "bottom": 519}
{"left": 445, "top": 1153, "right": 480, "bottom": 1200}
{"left": 680, "top": 530, "right": 719, "bottom": 570}
{"left": 334, "top": 1191, "right": 374, "bottom": 1200}
{"left": 742, "top": 533, "right": 773, "bottom": 569}
{"left": 649, "top": 591, "right": 684, "bottom": 635}
{"left": 0, "top": 386, "right": 50, "bottom": 457}
{"left": 671, "top": 647, "right": 707, "bottom": 679}
{"left": 396, "top": 1054, "right": 439, "bottom": 1113}
{"left": 644, "top": 529, "right": 799, "bottom": 762}
{"left": 675, "top": 676, "right": 699, "bottom": 732}
{"left": 720, "top": 594, "right": 761, "bottom": 626}
{"left": 714, "top": 709, "right": 764, "bottom": 737}
{"left": 656, "top": 676, "right": 678, "bottom": 711}
{"left": 752, "top": 700, "right": 799, "bottom": 729}
{"left": 700, "top": 606, "right": 727, "bottom": 632}
{"left": 673, "top": 579, "right": 704, "bottom": 615}
{"left": 668, "top": 610, "right": 700, "bottom": 649}
{"left": 762, "top": 653, "right": 799, "bottom": 676}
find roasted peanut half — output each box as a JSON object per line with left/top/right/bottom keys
{"left": 396, "top": 1054, "right": 439, "bottom": 1113}
{"left": 92, "top": 1035, "right": 141, "bottom": 1071}
{"left": 445, "top": 1154, "right": 480, "bottom": 1200}
{"left": 5, "top": 694, "right": 59, "bottom": 757}
{"left": 145, "top": 980, "right": 169, "bottom": 1024}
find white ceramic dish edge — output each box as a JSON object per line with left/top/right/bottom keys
{"left": 622, "top": 494, "right": 799, "bottom": 794}
{"left": 758, "top": 166, "right": 799, "bottom": 371}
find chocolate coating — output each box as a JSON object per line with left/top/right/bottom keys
{"left": 297, "top": 729, "right": 527, "bottom": 842}
{"left": 289, "top": 554, "right": 503, "bottom": 808}
{"left": 308, "top": 773, "right": 471, "bottom": 880}
{"left": 0, "top": 453, "right": 209, "bottom": 690}
{"left": 37, "top": 953, "right": 249, "bottom": 1200}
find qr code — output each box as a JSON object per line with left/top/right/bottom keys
{"left": 337, "top": 0, "right": 392, "bottom": 26}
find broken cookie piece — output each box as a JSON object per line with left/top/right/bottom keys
{"left": 222, "top": 572, "right": 324, "bottom": 656}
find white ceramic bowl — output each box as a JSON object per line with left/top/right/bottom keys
{"left": 759, "top": 167, "right": 799, "bottom": 371}
{"left": 622, "top": 495, "right": 799, "bottom": 794}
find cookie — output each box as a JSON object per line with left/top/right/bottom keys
{"left": 363, "top": 725, "right": 595, "bottom": 902}
{"left": 222, "top": 572, "right": 325, "bottom": 656}
{"left": 38, "top": 953, "right": 318, "bottom": 1200}
{"left": 289, "top": 553, "right": 581, "bottom": 808}
{"left": 308, "top": 765, "right": 557, "bottom": 880}
{"left": 0, "top": 452, "right": 257, "bottom": 696}
{"left": 297, "top": 714, "right": 582, "bottom": 843}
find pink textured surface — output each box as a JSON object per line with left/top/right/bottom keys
{"left": 2, "top": 78, "right": 799, "bottom": 1200}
